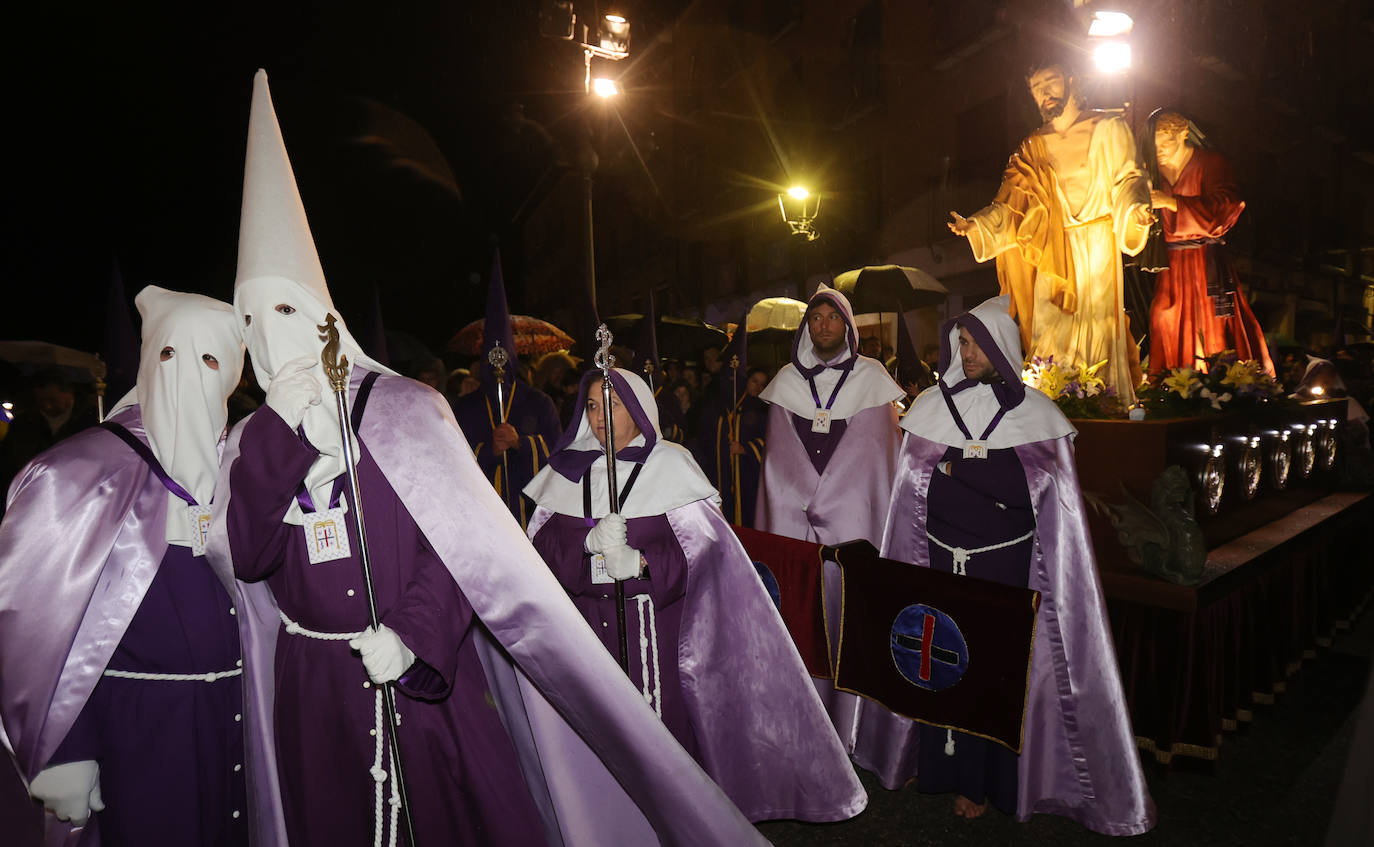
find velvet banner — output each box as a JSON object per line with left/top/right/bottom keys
{"left": 731, "top": 526, "right": 831, "bottom": 677}
{"left": 830, "top": 542, "right": 1040, "bottom": 752}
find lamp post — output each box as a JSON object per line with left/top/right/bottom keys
{"left": 542, "top": 4, "right": 631, "bottom": 317}
{"left": 779, "top": 184, "right": 820, "bottom": 299}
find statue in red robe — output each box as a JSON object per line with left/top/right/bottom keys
{"left": 1143, "top": 110, "right": 1273, "bottom": 374}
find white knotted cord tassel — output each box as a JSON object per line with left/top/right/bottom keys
{"left": 945, "top": 728, "right": 956, "bottom": 756}
{"left": 636, "top": 595, "right": 662, "bottom": 718}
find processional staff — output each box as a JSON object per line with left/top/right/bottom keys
{"left": 594, "top": 323, "right": 631, "bottom": 672}
{"left": 488, "top": 340, "right": 513, "bottom": 494}
{"left": 319, "top": 314, "right": 417, "bottom": 847}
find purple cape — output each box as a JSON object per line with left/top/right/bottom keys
{"left": 879, "top": 432, "right": 1154, "bottom": 835}
{"left": 209, "top": 370, "right": 768, "bottom": 847}
{"left": 528, "top": 500, "right": 867, "bottom": 823}
{"left": 0, "top": 406, "right": 285, "bottom": 846}
{"left": 756, "top": 401, "right": 899, "bottom": 545}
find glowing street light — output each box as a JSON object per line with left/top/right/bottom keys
{"left": 1092, "top": 40, "right": 1132, "bottom": 74}
{"left": 1088, "top": 10, "right": 1133, "bottom": 75}
{"left": 779, "top": 185, "right": 821, "bottom": 241}
{"left": 591, "top": 77, "right": 620, "bottom": 98}
{"left": 1088, "top": 11, "right": 1134, "bottom": 38}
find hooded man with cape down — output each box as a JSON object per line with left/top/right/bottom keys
{"left": 523, "top": 366, "right": 866, "bottom": 824}
{"left": 754, "top": 283, "right": 911, "bottom": 775}
{"left": 0, "top": 287, "right": 269, "bottom": 845}
{"left": 877, "top": 295, "right": 1154, "bottom": 835}
{"left": 207, "top": 69, "right": 774, "bottom": 847}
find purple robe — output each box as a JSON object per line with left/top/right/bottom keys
{"left": 0, "top": 406, "right": 280, "bottom": 847}
{"left": 225, "top": 406, "right": 547, "bottom": 847}
{"left": 528, "top": 498, "right": 867, "bottom": 824}
{"left": 692, "top": 393, "right": 766, "bottom": 527}
{"left": 452, "top": 382, "right": 561, "bottom": 530}
{"left": 755, "top": 402, "right": 899, "bottom": 546}
{"left": 210, "top": 370, "right": 770, "bottom": 847}
{"left": 880, "top": 432, "right": 1154, "bottom": 835}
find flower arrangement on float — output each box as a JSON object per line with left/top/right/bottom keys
{"left": 1020, "top": 351, "right": 1285, "bottom": 419}
{"left": 1020, "top": 355, "right": 1125, "bottom": 419}
{"left": 1134, "top": 351, "right": 1284, "bottom": 418}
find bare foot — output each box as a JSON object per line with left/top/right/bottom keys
{"left": 953, "top": 795, "right": 988, "bottom": 819}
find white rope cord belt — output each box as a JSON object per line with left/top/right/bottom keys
{"left": 634, "top": 595, "right": 662, "bottom": 718}
{"left": 279, "top": 611, "right": 401, "bottom": 847}
{"left": 927, "top": 529, "right": 1035, "bottom": 576}
{"left": 101, "top": 667, "right": 242, "bottom": 682}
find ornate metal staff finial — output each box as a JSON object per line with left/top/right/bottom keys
{"left": 594, "top": 324, "right": 616, "bottom": 375}
{"left": 487, "top": 339, "right": 509, "bottom": 380}
{"left": 318, "top": 314, "right": 350, "bottom": 392}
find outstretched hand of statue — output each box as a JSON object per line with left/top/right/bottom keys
{"left": 947, "top": 211, "right": 975, "bottom": 237}
{"left": 1130, "top": 203, "right": 1156, "bottom": 228}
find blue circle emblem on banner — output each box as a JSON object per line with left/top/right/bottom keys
{"left": 753, "top": 561, "right": 782, "bottom": 611}
{"left": 890, "top": 604, "right": 969, "bottom": 691}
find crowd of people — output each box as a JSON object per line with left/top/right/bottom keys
{"left": 4, "top": 58, "right": 1374, "bottom": 847}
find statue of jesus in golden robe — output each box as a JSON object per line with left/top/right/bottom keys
{"left": 950, "top": 60, "right": 1153, "bottom": 406}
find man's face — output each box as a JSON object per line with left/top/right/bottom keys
{"left": 859, "top": 336, "right": 882, "bottom": 359}
{"left": 1027, "top": 67, "right": 1072, "bottom": 122}
{"left": 34, "top": 384, "right": 74, "bottom": 419}
{"left": 1154, "top": 126, "right": 1188, "bottom": 165}
{"left": 746, "top": 370, "right": 768, "bottom": 396}
{"left": 808, "top": 302, "right": 847, "bottom": 357}
{"left": 958, "top": 326, "right": 996, "bottom": 382}
{"left": 703, "top": 348, "right": 721, "bottom": 373}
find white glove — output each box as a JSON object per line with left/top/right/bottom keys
{"left": 265, "top": 355, "right": 323, "bottom": 429}
{"left": 604, "top": 544, "right": 645, "bottom": 581}
{"left": 349, "top": 624, "right": 417, "bottom": 684}
{"left": 585, "top": 513, "right": 627, "bottom": 553}
{"left": 29, "top": 760, "right": 103, "bottom": 826}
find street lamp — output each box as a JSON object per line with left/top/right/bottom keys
{"left": 1088, "top": 11, "right": 1133, "bottom": 75}
{"left": 591, "top": 77, "right": 620, "bottom": 98}
{"left": 778, "top": 185, "right": 820, "bottom": 241}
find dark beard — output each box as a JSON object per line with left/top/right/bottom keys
{"left": 1038, "top": 98, "right": 1066, "bottom": 122}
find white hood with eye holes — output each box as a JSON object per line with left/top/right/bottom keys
{"left": 109, "top": 286, "right": 244, "bottom": 547}
{"left": 232, "top": 69, "right": 393, "bottom": 524}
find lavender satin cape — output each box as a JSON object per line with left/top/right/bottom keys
{"left": 527, "top": 499, "right": 867, "bottom": 823}
{"left": 0, "top": 406, "right": 286, "bottom": 846}
{"left": 207, "top": 370, "right": 767, "bottom": 847}
{"left": 755, "top": 402, "right": 899, "bottom": 545}
{"left": 879, "top": 432, "right": 1154, "bottom": 836}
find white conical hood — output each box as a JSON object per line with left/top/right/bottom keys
{"left": 232, "top": 69, "right": 394, "bottom": 525}
{"left": 235, "top": 69, "right": 333, "bottom": 310}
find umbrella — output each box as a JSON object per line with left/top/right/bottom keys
{"left": 0, "top": 341, "right": 106, "bottom": 383}
{"left": 744, "top": 297, "right": 807, "bottom": 373}
{"left": 746, "top": 297, "right": 808, "bottom": 334}
{"left": 831, "top": 265, "right": 947, "bottom": 313}
{"left": 447, "top": 316, "right": 574, "bottom": 357}
{"left": 604, "top": 314, "right": 726, "bottom": 360}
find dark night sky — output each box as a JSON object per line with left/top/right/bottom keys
{"left": 1, "top": 0, "right": 683, "bottom": 357}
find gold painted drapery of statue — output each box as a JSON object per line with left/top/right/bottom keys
{"left": 964, "top": 113, "right": 1151, "bottom": 405}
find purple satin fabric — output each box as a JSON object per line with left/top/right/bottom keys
{"left": 756, "top": 402, "right": 899, "bottom": 545}
{"left": 879, "top": 433, "right": 1155, "bottom": 836}
{"left": 210, "top": 370, "right": 767, "bottom": 847}
{"left": 0, "top": 406, "right": 285, "bottom": 846}
{"left": 668, "top": 500, "right": 866, "bottom": 822}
